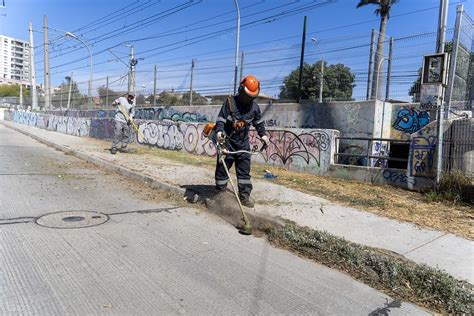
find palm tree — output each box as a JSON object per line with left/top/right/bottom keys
{"left": 357, "top": 0, "right": 399, "bottom": 100}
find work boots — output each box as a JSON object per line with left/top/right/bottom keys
{"left": 240, "top": 197, "right": 254, "bottom": 208}
{"left": 111, "top": 147, "right": 117, "bottom": 155}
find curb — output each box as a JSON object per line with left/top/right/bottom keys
{"left": 2, "top": 121, "right": 285, "bottom": 230}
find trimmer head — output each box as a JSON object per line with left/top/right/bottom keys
{"left": 239, "top": 223, "right": 252, "bottom": 236}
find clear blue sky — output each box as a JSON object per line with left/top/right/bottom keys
{"left": 1, "top": 0, "right": 473, "bottom": 100}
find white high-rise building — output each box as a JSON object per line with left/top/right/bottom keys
{"left": 0, "top": 35, "right": 30, "bottom": 86}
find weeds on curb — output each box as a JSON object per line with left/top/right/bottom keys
{"left": 266, "top": 223, "right": 473, "bottom": 314}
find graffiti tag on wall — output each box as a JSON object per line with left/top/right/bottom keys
{"left": 134, "top": 107, "right": 209, "bottom": 123}
{"left": 393, "top": 108, "right": 429, "bottom": 134}
{"left": 382, "top": 169, "right": 416, "bottom": 185}
{"left": 137, "top": 121, "right": 330, "bottom": 168}
{"left": 12, "top": 111, "right": 90, "bottom": 137}
{"left": 409, "top": 125, "right": 436, "bottom": 177}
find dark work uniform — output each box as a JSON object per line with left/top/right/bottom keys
{"left": 214, "top": 96, "right": 267, "bottom": 201}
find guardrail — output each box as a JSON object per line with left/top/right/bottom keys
{"left": 335, "top": 136, "right": 411, "bottom": 167}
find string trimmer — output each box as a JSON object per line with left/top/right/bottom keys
{"left": 204, "top": 123, "right": 267, "bottom": 235}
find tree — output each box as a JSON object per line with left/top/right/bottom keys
{"left": 357, "top": 0, "right": 399, "bottom": 99}
{"left": 97, "top": 86, "right": 124, "bottom": 106}
{"left": 0, "top": 84, "right": 29, "bottom": 97}
{"left": 179, "top": 91, "right": 209, "bottom": 105}
{"left": 408, "top": 67, "right": 422, "bottom": 102}
{"left": 279, "top": 61, "right": 355, "bottom": 101}
{"left": 158, "top": 93, "right": 180, "bottom": 106}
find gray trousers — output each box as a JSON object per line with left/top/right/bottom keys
{"left": 111, "top": 120, "right": 131, "bottom": 148}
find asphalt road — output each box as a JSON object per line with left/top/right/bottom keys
{"left": 0, "top": 125, "right": 428, "bottom": 315}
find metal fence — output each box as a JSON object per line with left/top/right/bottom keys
{"left": 438, "top": 6, "right": 474, "bottom": 181}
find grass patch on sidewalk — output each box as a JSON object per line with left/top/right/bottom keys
{"left": 266, "top": 222, "right": 473, "bottom": 314}
{"left": 131, "top": 145, "right": 473, "bottom": 240}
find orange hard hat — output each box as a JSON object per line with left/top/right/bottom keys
{"left": 239, "top": 75, "right": 260, "bottom": 97}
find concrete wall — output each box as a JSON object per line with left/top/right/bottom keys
{"left": 44, "top": 101, "right": 435, "bottom": 141}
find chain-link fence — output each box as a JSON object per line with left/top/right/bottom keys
{"left": 439, "top": 5, "right": 473, "bottom": 183}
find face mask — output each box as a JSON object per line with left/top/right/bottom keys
{"left": 237, "top": 92, "right": 254, "bottom": 105}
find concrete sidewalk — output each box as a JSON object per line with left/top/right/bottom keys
{"left": 2, "top": 120, "right": 473, "bottom": 284}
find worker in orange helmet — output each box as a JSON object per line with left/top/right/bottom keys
{"left": 214, "top": 75, "right": 269, "bottom": 208}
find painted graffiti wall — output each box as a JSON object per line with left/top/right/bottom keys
{"left": 136, "top": 120, "right": 338, "bottom": 174}
{"left": 408, "top": 121, "right": 437, "bottom": 179}
{"left": 390, "top": 104, "right": 433, "bottom": 140}
{"left": 10, "top": 110, "right": 91, "bottom": 137}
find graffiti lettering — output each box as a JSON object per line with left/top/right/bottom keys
{"left": 137, "top": 121, "right": 184, "bottom": 150}
{"left": 382, "top": 169, "right": 416, "bottom": 185}
{"left": 134, "top": 107, "right": 209, "bottom": 123}
{"left": 264, "top": 119, "right": 278, "bottom": 127}
{"left": 393, "top": 108, "right": 430, "bottom": 134}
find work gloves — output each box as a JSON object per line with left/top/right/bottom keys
{"left": 217, "top": 131, "right": 225, "bottom": 143}
{"left": 261, "top": 135, "right": 269, "bottom": 146}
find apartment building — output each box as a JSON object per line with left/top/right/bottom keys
{"left": 0, "top": 35, "right": 30, "bottom": 86}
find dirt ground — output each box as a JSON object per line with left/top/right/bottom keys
{"left": 128, "top": 145, "right": 473, "bottom": 240}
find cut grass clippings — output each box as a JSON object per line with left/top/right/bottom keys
{"left": 266, "top": 222, "right": 473, "bottom": 314}
{"left": 131, "top": 145, "right": 474, "bottom": 240}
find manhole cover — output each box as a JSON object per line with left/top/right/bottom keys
{"left": 62, "top": 216, "right": 85, "bottom": 222}
{"left": 36, "top": 211, "right": 109, "bottom": 229}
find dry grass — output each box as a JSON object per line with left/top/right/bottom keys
{"left": 119, "top": 145, "right": 474, "bottom": 240}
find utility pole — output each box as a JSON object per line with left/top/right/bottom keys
{"left": 153, "top": 65, "right": 157, "bottom": 107}
{"left": 105, "top": 76, "right": 109, "bottom": 106}
{"left": 19, "top": 75, "right": 23, "bottom": 108}
{"left": 128, "top": 45, "right": 137, "bottom": 95}
{"left": 28, "top": 22, "right": 38, "bottom": 110}
{"left": 239, "top": 51, "right": 244, "bottom": 81}
{"left": 43, "top": 15, "right": 51, "bottom": 110}
{"left": 319, "top": 60, "right": 324, "bottom": 103}
{"left": 59, "top": 82, "right": 63, "bottom": 110}
{"left": 385, "top": 37, "right": 394, "bottom": 101}
{"left": 366, "top": 29, "right": 375, "bottom": 100}
{"left": 436, "top": 0, "right": 449, "bottom": 54}
{"left": 190, "top": 59, "right": 195, "bottom": 106}
{"left": 67, "top": 72, "right": 73, "bottom": 109}
{"left": 435, "top": 0, "right": 453, "bottom": 184}
{"left": 233, "top": 0, "right": 240, "bottom": 95}
{"left": 297, "top": 15, "right": 307, "bottom": 103}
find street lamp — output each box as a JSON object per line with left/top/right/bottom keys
{"left": 311, "top": 38, "right": 324, "bottom": 103}
{"left": 374, "top": 56, "right": 388, "bottom": 162}
{"left": 65, "top": 32, "right": 92, "bottom": 108}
